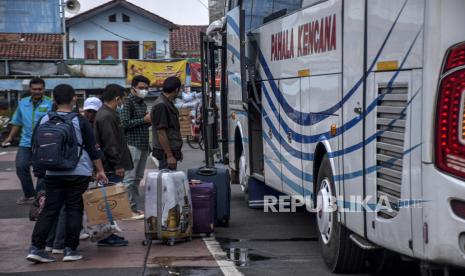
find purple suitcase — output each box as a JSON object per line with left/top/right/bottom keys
{"left": 190, "top": 182, "right": 215, "bottom": 235}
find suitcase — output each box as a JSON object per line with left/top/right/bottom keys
{"left": 247, "top": 177, "right": 284, "bottom": 209}
{"left": 144, "top": 170, "right": 193, "bottom": 246}
{"left": 190, "top": 181, "right": 215, "bottom": 235}
{"left": 187, "top": 166, "right": 231, "bottom": 227}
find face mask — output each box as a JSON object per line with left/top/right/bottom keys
{"left": 137, "top": 89, "right": 148, "bottom": 99}
{"left": 116, "top": 98, "right": 124, "bottom": 112}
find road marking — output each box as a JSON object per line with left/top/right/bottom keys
{"left": 203, "top": 236, "right": 244, "bottom": 276}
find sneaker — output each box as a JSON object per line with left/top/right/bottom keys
{"left": 45, "top": 246, "right": 52, "bottom": 252}
{"left": 26, "top": 246, "right": 55, "bottom": 263}
{"left": 130, "top": 211, "right": 145, "bottom": 220}
{"left": 16, "top": 196, "right": 35, "bottom": 205}
{"left": 79, "top": 232, "right": 90, "bottom": 240}
{"left": 52, "top": 248, "right": 64, "bottom": 254}
{"left": 97, "top": 234, "right": 128, "bottom": 247}
{"left": 63, "top": 247, "right": 82, "bottom": 262}
{"left": 112, "top": 234, "right": 126, "bottom": 241}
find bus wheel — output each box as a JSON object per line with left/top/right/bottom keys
{"left": 316, "top": 155, "right": 366, "bottom": 273}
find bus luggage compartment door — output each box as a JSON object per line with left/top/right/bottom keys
{"left": 365, "top": 70, "right": 421, "bottom": 256}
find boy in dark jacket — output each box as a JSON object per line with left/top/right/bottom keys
{"left": 94, "top": 84, "right": 133, "bottom": 247}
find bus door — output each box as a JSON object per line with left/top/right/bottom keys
{"left": 226, "top": 6, "right": 248, "bottom": 172}
{"left": 365, "top": 71, "right": 416, "bottom": 256}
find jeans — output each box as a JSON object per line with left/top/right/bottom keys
{"left": 107, "top": 174, "right": 122, "bottom": 184}
{"left": 124, "top": 146, "right": 149, "bottom": 212}
{"left": 46, "top": 206, "right": 65, "bottom": 249}
{"left": 31, "top": 175, "right": 90, "bottom": 250}
{"left": 16, "top": 147, "right": 42, "bottom": 198}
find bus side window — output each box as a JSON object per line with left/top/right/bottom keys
{"left": 301, "top": 0, "right": 327, "bottom": 9}
{"left": 250, "top": 1, "right": 273, "bottom": 30}
{"left": 229, "top": 0, "right": 240, "bottom": 11}
{"left": 242, "top": 0, "right": 254, "bottom": 32}
{"left": 273, "top": 0, "right": 302, "bottom": 14}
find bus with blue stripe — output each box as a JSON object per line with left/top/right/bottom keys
{"left": 209, "top": 0, "right": 465, "bottom": 273}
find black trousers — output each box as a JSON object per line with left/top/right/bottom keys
{"left": 31, "top": 175, "right": 90, "bottom": 250}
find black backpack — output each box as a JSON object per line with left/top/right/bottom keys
{"left": 32, "top": 112, "right": 83, "bottom": 171}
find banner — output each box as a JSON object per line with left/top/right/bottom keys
{"left": 189, "top": 63, "right": 201, "bottom": 87}
{"left": 143, "top": 41, "right": 157, "bottom": 59}
{"left": 127, "top": 60, "right": 187, "bottom": 87}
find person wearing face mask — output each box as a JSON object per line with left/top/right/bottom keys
{"left": 119, "top": 75, "right": 151, "bottom": 220}
{"left": 93, "top": 84, "right": 133, "bottom": 247}
{"left": 82, "top": 97, "right": 102, "bottom": 126}
{"left": 2, "top": 77, "right": 53, "bottom": 204}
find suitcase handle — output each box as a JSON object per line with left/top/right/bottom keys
{"left": 197, "top": 166, "right": 217, "bottom": 176}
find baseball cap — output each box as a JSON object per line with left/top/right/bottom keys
{"left": 83, "top": 97, "right": 102, "bottom": 112}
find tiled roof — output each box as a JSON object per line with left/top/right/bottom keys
{"left": 0, "top": 33, "right": 63, "bottom": 59}
{"left": 170, "top": 25, "right": 207, "bottom": 58}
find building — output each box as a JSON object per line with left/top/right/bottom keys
{"left": 170, "top": 25, "right": 207, "bottom": 59}
{"left": 66, "top": 0, "right": 176, "bottom": 60}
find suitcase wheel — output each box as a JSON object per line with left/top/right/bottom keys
{"left": 218, "top": 219, "right": 229, "bottom": 227}
{"left": 142, "top": 240, "right": 149, "bottom": 246}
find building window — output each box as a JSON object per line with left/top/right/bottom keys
{"left": 84, "top": 40, "right": 98, "bottom": 59}
{"left": 143, "top": 41, "right": 157, "bottom": 59}
{"left": 109, "top": 14, "right": 116, "bottom": 22}
{"left": 122, "top": 13, "right": 130, "bottom": 22}
{"left": 123, "top": 41, "right": 139, "bottom": 59}
{"left": 101, "top": 41, "right": 119, "bottom": 60}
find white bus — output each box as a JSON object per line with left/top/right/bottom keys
{"left": 210, "top": 0, "right": 465, "bottom": 273}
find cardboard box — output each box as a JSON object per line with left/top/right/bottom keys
{"left": 83, "top": 184, "right": 132, "bottom": 225}
{"left": 179, "top": 108, "right": 191, "bottom": 116}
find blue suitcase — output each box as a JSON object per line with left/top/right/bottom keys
{"left": 187, "top": 166, "right": 230, "bottom": 227}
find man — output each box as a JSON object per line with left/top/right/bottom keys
{"left": 2, "top": 78, "right": 53, "bottom": 204}
{"left": 120, "top": 75, "right": 151, "bottom": 219}
{"left": 151, "top": 76, "right": 183, "bottom": 170}
{"left": 26, "top": 84, "right": 108, "bottom": 263}
{"left": 82, "top": 97, "right": 102, "bottom": 126}
{"left": 94, "top": 84, "right": 133, "bottom": 247}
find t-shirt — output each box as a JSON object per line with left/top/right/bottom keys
{"left": 151, "top": 94, "right": 183, "bottom": 156}
{"left": 11, "top": 96, "right": 53, "bottom": 147}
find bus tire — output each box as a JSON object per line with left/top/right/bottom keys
{"left": 316, "top": 155, "right": 366, "bottom": 273}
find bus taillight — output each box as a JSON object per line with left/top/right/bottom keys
{"left": 435, "top": 42, "right": 465, "bottom": 179}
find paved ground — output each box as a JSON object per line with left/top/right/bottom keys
{"left": 0, "top": 145, "right": 460, "bottom": 276}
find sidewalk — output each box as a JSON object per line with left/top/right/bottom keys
{"left": 0, "top": 146, "right": 222, "bottom": 275}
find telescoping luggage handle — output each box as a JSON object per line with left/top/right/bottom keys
{"left": 156, "top": 169, "right": 171, "bottom": 240}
